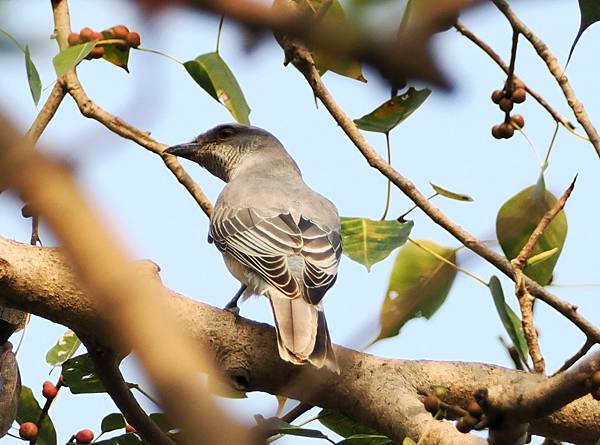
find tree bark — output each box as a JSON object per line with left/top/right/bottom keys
{"left": 1, "top": 236, "right": 599, "bottom": 445}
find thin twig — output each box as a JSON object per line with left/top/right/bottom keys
{"left": 454, "top": 22, "right": 574, "bottom": 130}
{"left": 512, "top": 178, "right": 576, "bottom": 271}
{"left": 492, "top": 0, "right": 600, "bottom": 158}
{"left": 510, "top": 178, "right": 576, "bottom": 373}
{"left": 553, "top": 339, "right": 594, "bottom": 376}
{"left": 86, "top": 345, "right": 177, "bottom": 445}
{"left": 280, "top": 402, "right": 313, "bottom": 424}
{"left": 283, "top": 40, "right": 600, "bottom": 348}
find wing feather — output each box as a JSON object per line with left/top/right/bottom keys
{"left": 210, "top": 207, "right": 340, "bottom": 303}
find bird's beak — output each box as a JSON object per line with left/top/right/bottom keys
{"left": 164, "top": 142, "right": 198, "bottom": 161}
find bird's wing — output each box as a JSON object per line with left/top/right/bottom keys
{"left": 210, "top": 205, "right": 340, "bottom": 303}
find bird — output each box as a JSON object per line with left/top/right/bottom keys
{"left": 165, "top": 123, "right": 342, "bottom": 371}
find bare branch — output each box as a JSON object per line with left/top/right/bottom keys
{"left": 510, "top": 178, "right": 576, "bottom": 374}
{"left": 86, "top": 346, "right": 177, "bottom": 445}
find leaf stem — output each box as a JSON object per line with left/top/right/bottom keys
{"left": 216, "top": 16, "right": 225, "bottom": 54}
{"left": 0, "top": 28, "right": 25, "bottom": 52}
{"left": 129, "top": 383, "right": 160, "bottom": 406}
{"left": 541, "top": 122, "right": 559, "bottom": 173}
{"left": 380, "top": 132, "right": 392, "bottom": 220}
{"left": 408, "top": 238, "right": 488, "bottom": 286}
{"left": 396, "top": 193, "right": 437, "bottom": 222}
{"left": 135, "top": 47, "right": 183, "bottom": 65}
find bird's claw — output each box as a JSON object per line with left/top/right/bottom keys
{"left": 224, "top": 304, "right": 240, "bottom": 316}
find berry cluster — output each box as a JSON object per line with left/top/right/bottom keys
{"left": 67, "top": 25, "right": 141, "bottom": 60}
{"left": 423, "top": 394, "right": 485, "bottom": 434}
{"left": 490, "top": 78, "right": 527, "bottom": 140}
{"left": 591, "top": 370, "right": 600, "bottom": 400}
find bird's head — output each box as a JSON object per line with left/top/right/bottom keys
{"left": 165, "top": 123, "right": 283, "bottom": 182}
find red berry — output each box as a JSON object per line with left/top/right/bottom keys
{"left": 42, "top": 381, "right": 58, "bottom": 400}
{"left": 591, "top": 370, "right": 600, "bottom": 388}
{"left": 511, "top": 114, "right": 525, "bottom": 129}
{"left": 466, "top": 400, "right": 483, "bottom": 418}
{"left": 75, "top": 429, "right": 94, "bottom": 444}
{"left": 491, "top": 124, "right": 503, "bottom": 139}
{"left": 423, "top": 395, "right": 440, "bottom": 414}
{"left": 499, "top": 97, "right": 514, "bottom": 112}
{"left": 512, "top": 87, "right": 527, "bottom": 103}
{"left": 19, "top": 422, "right": 38, "bottom": 441}
{"left": 112, "top": 25, "right": 130, "bottom": 39}
{"left": 90, "top": 31, "right": 103, "bottom": 41}
{"left": 67, "top": 32, "right": 81, "bottom": 46}
{"left": 126, "top": 31, "right": 141, "bottom": 48}
{"left": 90, "top": 46, "right": 105, "bottom": 59}
{"left": 491, "top": 90, "right": 504, "bottom": 104}
{"left": 79, "top": 27, "right": 94, "bottom": 42}
{"left": 456, "top": 415, "right": 478, "bottom": 433}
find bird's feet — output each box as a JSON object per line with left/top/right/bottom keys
{"left": 224, "top": 302, "right": 240, "bottom": 316}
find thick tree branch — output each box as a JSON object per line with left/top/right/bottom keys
{"left": 491, "top": 0, "right": 600, "bottom": 158}
{"left": 283, "top": 40, "right": 600, "bottom": 351}
{"left": 1, "top": 237, "right": 600, "bottom": 444}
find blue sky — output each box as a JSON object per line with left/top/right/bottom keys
{"left": 1, "top": 1, "right": 599, "bottom": 444}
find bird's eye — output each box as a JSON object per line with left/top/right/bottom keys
{"left": 217, "top": 126, "right": 235, "bottom": 139}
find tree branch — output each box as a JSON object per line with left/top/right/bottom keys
{"left": 491, "top": 0, "right": 600, "bottom": 158}
{"left": 50, "top": 0, "right": 213, "bottom": 218}
{"left": 453, "top": 22, "right": 574, "bottom": 130}
{"left": 282, "top": 40, "right": 600, "bottom": 351}
{"left": 85, "top": 345, "right": 177, "bottom": 445}
{"left": 1, "top": 236, "right": 600, "bottom": 444}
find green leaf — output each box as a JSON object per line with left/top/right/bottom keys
{"left": 256, "top": 415, "right": 332, "bottom": 440}
{"left": 94, "top": 433, "right": 144, "bottom": 445}
{"left": 430, "top": 182, "right": 473, "bottom": 202}
{"left": 272, "top": 0, "right": 365, "bottom": 82}
{"left": 101, "top": 413, "right": 126, "bottom": 433}
{"left": 62, "top": 353, "right": 106, "bottom": 394}
{"left": 496, "top": 180, "right": 568, "bottom": 285}
{"left": 318, "top": 409, "right": 381, "bottom": 438}
{"left": 184, "top": 52, "right": 251, "bottom": 124}
{"left": 568, "top": 0, "right": 600, "bottom": 63}
{"left": 375, "top": 240, "right": 457, "bottom": 342}
{"left": 52, "top": 41, "right": 97, "bottom": 77}
{"left": 24, "top": 45, "right": 41, "bottom": 106}
{"left": 488, "top": 276, "right": 528, "bottom": 363}
{"left": 354, "top": 87, "right": 430, "bottom": 133}
{"left": 336, "top": 434, "right": 392, "bottom": 445}
{"left": 311, "top": 0, "right": 366, "bottom": 82}
{"left": 149, "top": 413, "right": 174, "bottom": 432}
{"left": 46, "top": 329, "right": 81, "bottom": 367}
{"left": 340, "top": 218, "right": 413, "bottom": 271}
{"left": 526, "top": 247, "right": 559, "bottom": 267}
{"left": 100, "top": 29, "right": 131, "bottom": 71}
{"left": 16, "top": 386, "right": 57, "bottom": 445}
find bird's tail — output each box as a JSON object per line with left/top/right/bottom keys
{"left": 268, "top": 290, "right": 338, "bottom": 373}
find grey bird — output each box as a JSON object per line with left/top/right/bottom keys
{"left": 166, "top": 124, "right": 341, "bottom": 371}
